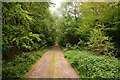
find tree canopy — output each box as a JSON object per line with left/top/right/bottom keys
{"left": 55, "top": 2, "right": 120, "bottom": 56}
{"left": 2, "top": 2, "right": 120, "bottom": 57}
{"left": 2, "top": 2, "right": 55, "bottom": 58}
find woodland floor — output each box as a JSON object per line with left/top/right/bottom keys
{"left": 25, "top": 45, "right": 80, "bottom": 78}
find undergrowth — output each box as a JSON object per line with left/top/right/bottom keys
{"left": 63, "top": 49, "right": 120, "bottom": 79}
{"left": 2, "top": 47, "right": 50, "bottom": 79}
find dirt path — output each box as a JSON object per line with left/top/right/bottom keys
{"left": 25, "top": 45, "right": 80, "bottom": 78}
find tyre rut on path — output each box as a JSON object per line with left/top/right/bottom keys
{"left": 25, "top": 45, "right": 80, "bottom": 79}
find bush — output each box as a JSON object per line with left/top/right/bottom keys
{"left": 2, "top": 47, "right": 49, "bottom": 79}
{"left": 65, "top": 43, "right": 80, "bottom": 50}
{"left": 87, "top": 24, "right": 114, "bottom": 55}
{"left": 63, "top": 49, "right": 120, "bottom": 78}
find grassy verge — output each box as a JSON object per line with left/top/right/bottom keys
{"left": 2, "top": 47, "right": 50, "bottom": 79}
{"left": 50, "top": 52, "right": 56, "bottom": 78}
{"left": 63, "top": 48, "right": 120, "bottom": 79}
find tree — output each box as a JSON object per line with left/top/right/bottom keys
{"left": 2, "top": 2, "right": 55, "bottom": 58}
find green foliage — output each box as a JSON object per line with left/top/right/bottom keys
{"left": 63, "top": 49, "right": 120, "bottom": 78}
{"left": 2, "top": 2, "right": 120, "bottom": 79}
{"left": 2, "top": 2, "right": 55, "bottom": 56}
{"left": 2, "top": 25, "right": 42, "bottom": 53}
{"left": 79, "top": 2, "right": 120, "bottom": 55}
{"left": 87, "top": 24, "right": 114, "bottom": 54}
{"left": 55, "top": 2, "right": 81, "bottom": 46}
{"left": 56, "top": 2, "right": 120, "bottom": 56}
{"left": 2, "top": 47, "right": 49, "bottom": 79}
